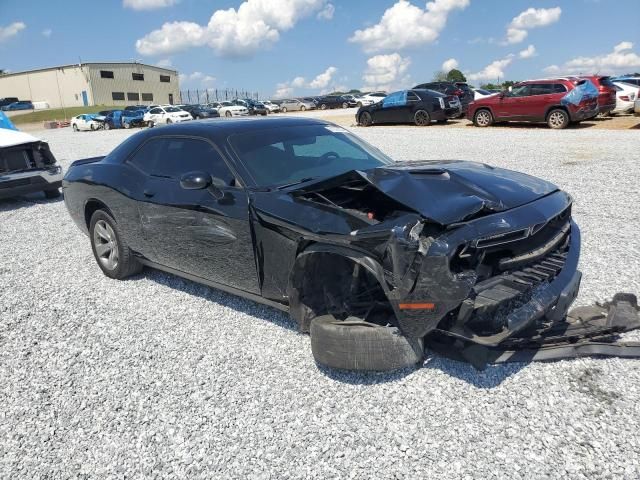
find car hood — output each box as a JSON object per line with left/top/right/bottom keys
{"left": 293, "top": 160, "right": 559, "bottom": 225}
{"left": 0, "top": 128, "right": 41, "bottom": 148}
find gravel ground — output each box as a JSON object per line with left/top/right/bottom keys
{"left": 1, "top": 124, "right": 640, "bottom": 479}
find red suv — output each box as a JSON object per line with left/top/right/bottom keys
{"left": 580, "top": 75, "right": 617, "bottom": 115}
{"left": 468, "top": 78, "right": 599, "bottom": 129}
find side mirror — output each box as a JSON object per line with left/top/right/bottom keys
{"left": 180, "top": 171, "right": 211, "bottom": 190}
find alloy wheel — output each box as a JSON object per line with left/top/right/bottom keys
{"left": 475, "top": 110, "right": 492, "bottom": 127}
{"left": 414, "top": 110, "right": 430, "bottom": 126}
{"left": 548, "top": 111, "right": 566, "bottom": 128}
{"left": 93, "top": 220, "right": 119, "bottom": 270}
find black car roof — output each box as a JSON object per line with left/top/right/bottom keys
{"left": 130, "top": 116, "right": 332, "bottom": 143}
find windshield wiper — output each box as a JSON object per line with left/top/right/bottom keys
{"left": 276, "top": 177, "right": 317, "bottom": 190}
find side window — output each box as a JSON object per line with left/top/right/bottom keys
{"left": 552, "top": 84, "right": 568, "bottom": 93}
{"left": 407, "top": 91, "right": 420, "bottom": 102}
{"left": 382, "top": 91, "right": 407, "bottom": 108}
{"left": 529, "top": 84, "right": 553, "bottom": 96}
{"left": 127, "top": 138, "right": 165, "bottom": 175}
{"left": 510, "top": 85, "right": 530, "bottom": 97}
{"left": 144, "top": 138, "right": 234, "bottom": 184}
{"left": 149, "top": 108, "right": 162, "bottom": 114}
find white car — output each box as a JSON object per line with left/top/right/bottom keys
{"left": 262, "top": 100, "right": 281, "bottom": 113}
{"left": 71, "top": 114, "right": 101, "bottom": 132}
{"left": 354, "top": 92, "right": 387, "bottom": 107}
{"left": 473, "top": 88, "right": 499, "bottom": 100}
{"left": 612, "top": 82, "right": 639, "bottom": 114}
{"left": 143, "top": 106, "right": 192, "bottom": 127}
{"left": 217, "top": 101, "right": 249, "bottom": 117}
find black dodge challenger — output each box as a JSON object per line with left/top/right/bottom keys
{"left": 63, "top": 117, "right": 593, "bottom": 370}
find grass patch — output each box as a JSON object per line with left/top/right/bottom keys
{"left": 10, "top": 106, "right": 120, "bottom": 125}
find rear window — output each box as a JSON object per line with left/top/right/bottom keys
{"left": 599, "top": 77, "right": 614, "bottom": 87}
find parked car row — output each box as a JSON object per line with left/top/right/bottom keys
{"left": 354, "top": 74, "right": 639, "bottom": 130}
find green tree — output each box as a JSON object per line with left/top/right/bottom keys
{"left": 446, "top": 69, "right": 466, "bottom": 82}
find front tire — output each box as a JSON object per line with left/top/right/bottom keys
{"left": 282, "top": 107, "right": 287, "bottom": 113}
{"left": 320, "top": 104, "right": 327, "bottom": 110}
{"left": 89, "top": 210, "right": 142, "bottom": 280}
{"left": 414, "top": 110, "right": 431, "bottom": 126}
{"left": 473, "top": 109, "right": 493, "bottom": 127}
{"left": 342, "top": 102, "right": 348, "bottom": 109}
{"left": 72, "top": 124, "right": 79, "bottom": 132}
{"left": 547, "top": 109, "right": 569, "bottom": 129}
{"left": 225, "top": 111, "right": 232, "bottom": 117}
{"left": 301, "top": 105, "right": 306, "bottom": 111}
{"left": 104, "top": 122, "right": 111, "bottom": 131}
{"left": 147, "top": 120, "right": 155, "bottom": 128}
{"left": 359, "top": 111, "right": 373, "bottom": 127}
{"left": 310, "top": 315, "right": 423, "bottom": 372}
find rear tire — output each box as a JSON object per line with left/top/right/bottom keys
{"left": 547, "top": 109, "right": 569, "bottom": 129}
{"left": 282, "top": 107, "right": 287, "bottom": 113}
{"left": 89, "top": 210, "right": 142, "bottom": 280}
{"left": 225, "top": 111, "right": 232, "bottom": 117}
{"left": 72, "top": 124, "right": 78, "bottom": 132}
{"left": 301, "top": 105, "right": 306, "bottom": 111}
{"left": 473, "top": 109, "right": 493, "bottom": 127}
{"left": 414, "top": 110, "right": 431, "bottom": 126}
{"left": 342, "top": 102, "right": 348, "bottom": 109}
{"left": 166, "top": 118, "right": 172, "bottom": 124}
{"left": 310, "top": 315, "right": 423, "bottom": 372}
{"left": 147, "top": 120, "right": 155, "bottom": 128}
{"left": 104, "top": 122, "right": 111, "bottom": 131}
{"left": 320, "top": 104, "right": 327, "bottom": 110}
{"left": 359, "top": 111, "right": 373, "bottom": 127}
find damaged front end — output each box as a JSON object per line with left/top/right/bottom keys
{"left": 379, "top": 189, "right": 580, "bottom": 347}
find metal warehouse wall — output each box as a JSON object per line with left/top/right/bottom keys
{"left": 87, "top": 63, "right": 180, "bottom": 106}
{"left": 0, "top": 66, "right": 92, "bottom": 109}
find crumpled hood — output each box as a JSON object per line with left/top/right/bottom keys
{"left": 302, "top": 160, "right": 559, "bottom": 225}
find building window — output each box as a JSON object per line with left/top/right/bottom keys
{"left": 112, "top": 92, "right": 125, "bottom": 101}
{"left": 141, "top": 93, "right": 154, "bottom": 102}
{"left": 127, "top": 92, "right": 140, "bottom": 101}
{"left": 100, "top": 70, "right": 114, "bottom": 79}
{"left": 132, "top": 73, "right": 144, "bottom": 81}
{"left": 160, "top": 75, "right": 171, "bottom": 83}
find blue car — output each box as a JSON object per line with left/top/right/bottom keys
{"left": 121, "top": 109, "right": 146, "bottom": 129}
{"left": 1, "top": 101, "right": 34, "bottom": 111}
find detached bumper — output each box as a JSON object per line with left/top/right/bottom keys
{"left": 0, "top": 166, "right": 63, "bottom": 199}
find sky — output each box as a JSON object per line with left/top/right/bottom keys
{"left": 1, "top": 0, "right": 639, "bottom": 98}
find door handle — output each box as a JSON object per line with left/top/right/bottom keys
{"left": 143, "top": 189, "right": 155, "bottom": 198}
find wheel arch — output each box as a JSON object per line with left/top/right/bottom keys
{"left": 84, "top": 198, "right": 115, "bottom": 229}
{"left": 287, "top": 243, "right": 389, "bottom": 332}
{"left": 545, "top": 104, "right": 570, "bottom": 120}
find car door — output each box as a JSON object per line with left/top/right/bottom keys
{"left": 523, "top": 83, "right": 558, "bottom": 120}
{"left": 376, "top": 91, "right": 408, "bottom": 123}
{"left": 495, "top": 84, "right": 531, "bottom": 119}
{"left": 133, "top": 136, "right": 260, "bottom": 294}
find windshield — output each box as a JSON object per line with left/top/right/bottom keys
{"left": 229, "top": 124, "right": 393, "bottom": 187}
{"left": 165, "top": 107, "right": 181, "bottom": 112}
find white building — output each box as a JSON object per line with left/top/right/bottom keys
{"left": 0, "top": 62, "right": 180, "bottom": 109}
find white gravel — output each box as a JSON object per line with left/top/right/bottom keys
{"left": 1, "top": 124, "right": 640, "bottom": 479}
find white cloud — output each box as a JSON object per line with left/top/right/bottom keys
{"left": 518, "top": 44, "right": 536, "bottom": 59}
{"left": 317, "top": 3, "right": 335, "bottom": 20}
{"left": 362, "top": 53, "right": 411, "bottom": 91}
{"left": 41, "top": 28, "right": 52, "bottom": 38}
{"left": 179, "top": 71, "right": 215, "bottom": 87}
{"left": 309, "top": 66, "right": 338, "bottom": 89}
{"left": 349, "top": 0, "right": 469, "bottom": 53}
{"left": 504, "top": 7, "right": 561, "bottom": 44}
{"left": 544, "top": 41, "right": 640, "bottom": 75}
{"left": 123, "top": 0, "right": 178, "bottom": 10}
{"left": 275, "top": 83, "right": 294, "bottom": 98}
{"left": 275, "top": 66, "right": 338, "bottom": 96}
{"left": 0, "top": 22, "right": 26, "bottom": 42}
{"left": 467, "top": 55, "right": 514, "bottom": 82}
{"left": 442, "top": 58, "right": 458, "bottom": 71}
{"left": 136, "top": 0, "right": 329, "bottom": 57}
{"left": 156, "top": 58, "right": 173, "bottom": 68}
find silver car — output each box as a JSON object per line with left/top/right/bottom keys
{"left": 280, "top": 99, "right": 315, "bottom": 112}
